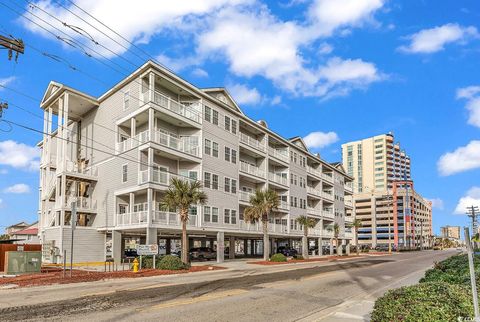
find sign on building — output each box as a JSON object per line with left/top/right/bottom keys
{"left": 136, "top": 244, "right": 159, "bottom": 256}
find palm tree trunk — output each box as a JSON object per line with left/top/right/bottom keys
{"left": 180, "top": 209, "right": 189, "bottom": 265}
{"left": 263, "top": 220, "right": 269, "bottom": 261}
{"left": 303, "top": 227, "right": 309, "bottom": 260}
{"left": 355, "top": 228, "right": 359, "bottom": 256}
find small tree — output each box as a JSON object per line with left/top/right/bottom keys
{"left": 350, "top": 219, "right": 362, "bottom": 256}
{"left": 161, "top": 178, "right": 207, "bottom": 264}
{"left": 244, "top": 189, "right": 279, "bottom": 261}
{"left": 297, "top": 215, "right": 316, "bottom": 259}
{"left": 0, "top": 234, "right": 10, "bottom": 240}
{"left": 333, "top": 223, "right": 340, "bottom": 254}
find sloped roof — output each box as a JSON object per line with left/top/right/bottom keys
{"left": 12, "top": 228, "right": 38, "bottom": 235}
{"left": 201, "top": 87, "right": 244, "bottom": 114}
{"left": 289, "top": 137, "right": 309, "bottom": 152}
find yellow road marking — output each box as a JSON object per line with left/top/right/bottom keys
{"left": 140, "top": 289, "right": 248, "bottom": 312}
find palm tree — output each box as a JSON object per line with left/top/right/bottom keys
{"left": 244, "top": 189, "right": 279, "bottom": 261}
{"left": 333, "top": 223, "right": 340, "bottom": 254}
{"left": 297, "top": 215, "right": 316, "bottom": 259}
{"left": 350, "top": 219, "right": 362, "bottom": 256}
{"left": 161, "top": 178, "right": 207, "bottom": 264}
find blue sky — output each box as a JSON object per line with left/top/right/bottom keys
{"left": 0, "top": 0, "right": 479, "bottom": 235}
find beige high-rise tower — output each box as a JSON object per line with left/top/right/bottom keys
{"left": 341, "top": 133, "right": 411, "bottom": 193}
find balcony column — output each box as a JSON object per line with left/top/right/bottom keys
{"left": 148, "top": 108, "right": 154, "bottom": 140}
{"left": 148, "top": 147, "right": 154, "bottom": 182}
{"left": 129, "top": 193, "right": 135, "bottom": 214}
{"left": 318, "top": 238, "right": 322, "bottom": 256}
{"left": 62, "top": 93, "right": 69, "bottom": 171}
{"left": 229, "top": 236, "right": 235, "bottom": 259}
{"left": 147, "top": 188, "right": 153, "bottom": 226}
{"left": 329, "top": 240, "right": 334, "bottom": 255}
{"left": 346, "top": 241, "right": 350, "bottom": 256}
{"left": 56, "top": 97, "right": 63, "bottom": 168}
{"left": 216, "top": 231, "right": 225, "bottom": 263}
{"left": 148, "top": 72, "right": 155, "bottom": 102}
{"left": 130, "top": 117, "right": 136, "bottom": 138}
{"left": 112, "top": 231, "right": 122, "bottom": 265}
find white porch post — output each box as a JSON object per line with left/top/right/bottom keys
{"left": 130, "top": 117, "right": 136, "bottom": 139}
{"left": 149, "top": 72, "right": 155, "bottom": 102}
{"left": 217, "top": 231, "right": 225, "bottom": 263}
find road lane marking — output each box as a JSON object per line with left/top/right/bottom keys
{"left": 139, "top": 288, "right": 248, "bottom": 312}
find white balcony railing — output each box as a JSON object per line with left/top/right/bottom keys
{"left": 240, "top": 161, "right": 265, "bottom": 178}
{"left": 278, "top": 200, "right": 289, "bottom": 211}
{"left": 153, "top": 131, "right": 200, "bottom": 157}
{"left": 322, "top": 173, "right": 334, "bottom": 183}
{"left": 345, "top": 199, "right": 353, "bottom": 207}
{"left": 240, "top": 133, "right": 265, "bottom": 152}
{"left": 239, "top": 220, "right": 262, "bottom": 232}
{"left": 268, "top": 223, "right": 288, "bottom": 234}
{"left": 323, "top": 209, "right": 334, "bottom": 219}
{"left": 239, "top": 191, "right": 254, "bottom": 203}
{"left": 307, "top": 207, "right": 321, "bottom": 215}
{"left": 307, "top": 166, "right": 322, "bottom": 177}
{"left": 307, "top": 186, "right": 321, "bottom": 196}
{"left": 322, "top": 191, "right": 334, "bottom": 201}
{"left": 61, "top": 160, "right": 98, "bottom": 178}
{"left": 152, "top": 211, "right": 197, "bottom": 227}
{"left": 151, "top": 91, "right": 202, "bottom": 124}
{"left": 116, "top": 211, "right": 148, "bottom": 226}
{"left": 66, "top": 197, "right": 97, "bottom": 211}
{"left": 323, "top": 229, "right": 334, "bottom": 238}
{"left": 268, "top": 147, "right": 289, "bottom": 163}
{"left": 268, "top": 172, "right": 288, "bottom": 186}
{"left": 138, "top": 169, "right": 196, "bottom": 186}
{"left": 309, "top": 228, "right": 322, "bottom": 236}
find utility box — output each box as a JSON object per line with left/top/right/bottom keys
{"left": 5, "top": 251, "right": 42, "bottom": 275}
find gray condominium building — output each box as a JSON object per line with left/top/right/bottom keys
{"left": 38, "top": 61, "right": 354, "bottom": 264}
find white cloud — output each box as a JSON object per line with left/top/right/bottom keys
{"left": 22, "top": 0, "right": 386, "bottom": 99}
{"left": 457, "top": 86, "right": 480, "bottom": 128}
{"left": 228, "top": 83, "right": 262, "bottom": 105}
{"left": 427, "top": 198, "right": 444, "bottom": 210}
{"left": 0, "top": 76, "right": 15, "bottom": 88}
{"left": 0, "top": 140, "right": 40, "bottom": 171}
{"left": 21, "top": 0, "right": 252, "bottom": 57}
{"left": 303, "top": 131, "right": 339, "bottom": 149}
{"left": 3, "top": 184, "right": 30, "bottom": 194}
{"left": 454, "top": 187, "right": 480, "bottom": 214}
{"left": 191, "top": 68, "right": 209, "bottom": 78}
{"left": 438, "top": 140, "right": 480, "bottom": 176}
{"left": 0, "top": 169, "right": 7, "bottom": 175}
{"left": 271, "top": 95, "right": 282, "bottom": 105}
{"left": 398, "top": 23, "right": 479, "bottom": 54}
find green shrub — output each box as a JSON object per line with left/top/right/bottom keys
{"left": 158, "top": 255, "right": 189, "bottom": 270}
{"left": 139, "top": 255, "right": 163, "bottom": 269}
{"left": 270, "top": 253, "right": 287, "bottom": 262}
{"left": 294, "top": 255, "right": 304, "bottom": 260}
{"left": 420, "top": 254, "right": 480, "bottom": 287}
{"left": 371, "top": 282, "right": 474, "bottom": 322}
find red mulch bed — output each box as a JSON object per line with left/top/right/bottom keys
{"left": 247, "top": 255, "right": 364, "bottom": 265}
{"left": 0, "top": 265, "right": 224, "bottom": 288}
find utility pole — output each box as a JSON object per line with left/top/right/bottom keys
{"left": 467, "top": 206, "right": 479, "bottom": 238}
{"left": 70, "top": 202, "right": 77, "bottom": 278}
{"left": 0, "top": 34, "right": 24, "bottom": 62}
{"left": 465, "top": 226, "right": 479, "bottom": 320}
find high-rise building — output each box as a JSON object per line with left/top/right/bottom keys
{"left": 342, "top": 133, "right": 432, "bottom": 249}
{"left": 37, "top": 61, "right": 354, "bottom": 264}
{"left": 440, "top": 226, "right": 461, "bottom": 240}
{"left": 341, "top": 133, "right": 411, "bottom": 194}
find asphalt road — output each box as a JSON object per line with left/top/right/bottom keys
{"left": 0, "top": 250, "right": 459, "bottom": 322}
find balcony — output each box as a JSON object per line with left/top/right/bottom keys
{"left": 345, "top": 199, "right": 353, "bottom": 207}
{"left": 268, "top": 172, "right": 288, "bottom": 186}
{"left": 322, "top": 191, "right": 334, "bottom": 202}
{"left": 116, "top": 211, "right": 148, "bottom": 226}
{"left": 322, "top": 209, "right": 334, "bottom": 219}
{"left": 323, "top": 229, "right": 334, "bottom": 238}
{"left": 268, "top": 147, "right": 289, "bottom": 163}
{"left": 344, "top": 182, "right": 353, "bottom": 193}
{"left": 239, "top": 219, "right": 262, "bottom": 232}
{"left": 278, "top": 200, "right": 290, "bottom": 211}
{"left": 138, "top": 169, "right": 195, "bottom": 186}
{"left": 152, "top": 211, "right": 197, "bottom": 227}
{"left": 150, "top": 90, "right": 202, "bottom": 124}
{"left": 307, "top": 207, "right": 321, "bottom": 216}
{"left": 60, "top": 160, "right": 98, "bottom": 180}
{"left": 66, "top": 197, "right": 97, "bottom": 212}
{"left": 268, "top": 223, "right": 288, "bottom": 234}
{"left": 308, "top": 228, "right": 323, "bottom": 237}
{"left": 322, "top": 173, "right": 333, "bottom": 183}
{"left": 307, "top": 186, "right": 322, "bottom": 197}
{"left": 240, "top": 161, "right": 265, "bottom": 179}
{"left": 307, "top": 166, "right": 322, "bottom": 178}
{"left": 240, "top": 133, "right": 266, "bottom": 152}
{"left": 153, "top": 130, "right": 200, "bottom": 157}
{"left": 239, "top": 190, "right": 254, "bottom": 203}
{"left": 116, "top": 130, "right": 149, "bottom": 153}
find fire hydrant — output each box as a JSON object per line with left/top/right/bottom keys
{"left": 132, "top": 258, "right": 139, "bottom": 273}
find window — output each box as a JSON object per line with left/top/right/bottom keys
{"left": 213, "top": 110, "right": 219, "bottom": 125}
{"left": 231, "top": 150, "right": 237, "bottom": 164}
{"left": 231, "top": 210, "right": 237, "bottom": 224}
{"left": 224, "top": 209, "right": 230, "bottom": 224}
{"left": 225, "top": 116, "right": 231, "bottom": 131}
{"left": 225, "top": 147, "right": 231, "bottom": 162}
{"left": 213, "top": 142, "right": 219, "bottom": 157}
{"left": 225, "top": 177, "right": 231, "bottom": 192}
{"left": 204, "top": 139, "right": 211, "bottom": 155}
{"left": 203, "top": 206, "right": 211, "bottom": 222}
{"left": 294, "top": 197, "right": 298, "bottom": 208}
{"left": 204, "top": 106, "right": 212, "bottom": 122}
{"left": 231, "top": 179, "right": 237, "bottom": 194}
{"left": 231, "top": 120, "right": 237, "bottom": 134}
{"left": 123, "top": 90, "right": 130, "bottom": 110}
{"left": 212, "top": 174, "right": 219, "bottom": 190}
{"left": 375, "top": 156, "right": 383, "bottom": 160}
{"left": 122, "top": 164, "right": 128, "bottom": 182}
{"left": 212, "top": 207, "right": 219, "bottom": 222}
{"left": 118, "top": 204, "right": 128, "bottom": 214}
{"left": 204, "top": 172, "right": 211, "bottom": 188}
